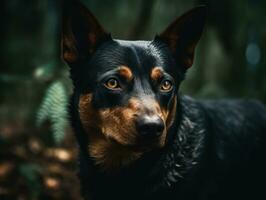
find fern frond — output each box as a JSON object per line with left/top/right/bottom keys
{"left": 36, "top": 80, "right": 69, "bottom": 144}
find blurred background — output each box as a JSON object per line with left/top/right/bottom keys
{"left": 0, "top": 0, "right": 265, "bottom": 199}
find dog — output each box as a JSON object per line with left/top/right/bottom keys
{"left": 62, "top": 2, "right": 266, "bottom": 200}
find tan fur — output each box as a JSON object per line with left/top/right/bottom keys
{"left": 79, "top": 94, "right": 141, "bottom": 172}
{"left": 150, "top": 67, "right": 164, "bottom": 81}
{"left": 88, "top": 137, "right": 142, "bottom": 171}
{"left": 118, "top": 66, "right": 133, "bottom": 81}
{"left": 78, "top": 93, "right": 177, "bottom": 172}
{"left": 162, "top": 95, "right": 177, "bottom": 129}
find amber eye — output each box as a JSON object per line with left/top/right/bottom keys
{"left": 160, "top": 80, "right": 173, "bottom": 92}
{"left": 104, "top": 78, "right": 121, "bottom": 90}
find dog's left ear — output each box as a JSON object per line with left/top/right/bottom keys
{"left": 157, "top": 6, "right": 207, "bottom": 69}
{"left": 62, "top": 1, "right": 110, "bottom": 64}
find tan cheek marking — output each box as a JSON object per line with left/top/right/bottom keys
{"left": 164, "top": 95, "right": 177, "bottom": 129}
{"left": 118, "top": 66, "right": 133, "bottom": 81}
{"left": 129, "top": 97, "right": 161, "bottom": 116}
{"left": 161, "top": 109, "right": 169, "bottom": 122}
{"left": 153, "top": 101, "right": 161, "bottom": 114}
{"left": 79, "top": 94, "right": 143, "bottom": 171}
{"left": 99, "top": 106, "right": 137, "bottom": 145}
{"left": 128, "top": 97, "right": 141, "bottom": 111}
{"left": 100, "top": 108, "right": 124, "bottom": 140}
{"left": 89, "top": 138, "right": 143, "bottom": 172}
{"left": 158, "top": 95, "right": 177, "bottom": 147}
{"left": 151, "top": 66, "right": 164, "bottom": 81}
{"left": 79, "top": 93, "right": 138, "bottom": 145}
{"left": 161, "top": 96, "right": 177, "bottom": 129}
{"left": 90, "top": 106, "right": 141, "bottom": 171}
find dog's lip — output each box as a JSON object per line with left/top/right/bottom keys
{"left": 124, "top": 139, "right": 162, "bottom": 152}
{"left": 106, "top": 134, "right": 162, "bottom": 152}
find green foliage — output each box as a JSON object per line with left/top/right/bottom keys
{"left": 19, "top": 163, "right": 42, "bottom": 199}
{"left": 36, "top": 80, "right": 69, "bottom": 144}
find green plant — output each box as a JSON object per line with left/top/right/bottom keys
{"left": 36, "top": 80, "right": 69, "bottom": 144}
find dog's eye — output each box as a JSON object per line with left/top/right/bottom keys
{"left": 104, "top": 78, "right": 121, "bottom": 90}
{"left": 160, "top": 80, "right": 173, "bottom": 92}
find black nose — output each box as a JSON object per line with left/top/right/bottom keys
{"left": 136, "top": 115, "right": 164, "bottom": 139}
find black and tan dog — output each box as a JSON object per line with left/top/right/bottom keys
{"left": 62, "top": 2, "right": 266, "bottom": 200}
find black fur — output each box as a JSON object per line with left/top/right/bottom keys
{"left": 71, "top": 94, "right": 266, "bottom": 200}
{"left": 63, "top": 3, "right": 266, "bottom": 200}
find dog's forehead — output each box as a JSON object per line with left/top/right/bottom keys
{"left": 91, "top": 39, "right": 171, "bottom": 76}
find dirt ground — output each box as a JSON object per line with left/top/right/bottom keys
{"left": 0, "top": 122, "right": 83, "bottom": 200}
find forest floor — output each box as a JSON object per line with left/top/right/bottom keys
{"left": 0, "top": 121, "right": 83, "bottom": 200}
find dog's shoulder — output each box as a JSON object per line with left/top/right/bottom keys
{"left": 198, "top": 98, "right": 266, "bottom": 122}
{"left": 177, "top": 96, "right": 266, "bottom": 164}
{"left": 195, "top": 97, "right": 266, "bottom": 163}
{"left": 197, "top": 98, "right": 266, "bottom": 139}
{"left": 173, "top": 96, "right": 266, "bottom": 199}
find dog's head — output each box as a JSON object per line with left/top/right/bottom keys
{"left": 62, "top": 2, "right": 206, "bottom": 171}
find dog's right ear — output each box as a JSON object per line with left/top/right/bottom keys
{"left": 62, "top": 1, "right": 110, "bottom": 64}
{"left": 156, "top": 6, "right": 207, "bottom": 70}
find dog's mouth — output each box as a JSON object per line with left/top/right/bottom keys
{"left": 88, "top": 128, "right": 167, "bottom": 171}
{"left": 106, "top": 134, "right": 164, "bottom": 153}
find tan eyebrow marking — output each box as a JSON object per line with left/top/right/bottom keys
{"left": 117, "top": 66, "right": 133, "bottom": 81}
{"left": 151, "top": 66, "right": 164, "bottom": 81}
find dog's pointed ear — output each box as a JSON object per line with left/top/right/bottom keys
{"left": 62, "top": 1, "right": 111, "bottom": 64}
{"left": 157, "top": 6, "right": 207, "bottom": 69}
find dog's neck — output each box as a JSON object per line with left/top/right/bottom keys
{"left": 87, "top": 134, "right": 144, "bottom": 172}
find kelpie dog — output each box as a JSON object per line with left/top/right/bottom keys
{"left": 62, "top": 1, "right": 266, "bottom": 200}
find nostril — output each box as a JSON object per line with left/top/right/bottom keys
{"left": 136, "top": 116, "right": 164, "bottom": 138}
{"left": 142, "top": 123, "right": 164, "bottom": 136}
{"left": 155, "top": 121, "right": 164, "bottom": 133}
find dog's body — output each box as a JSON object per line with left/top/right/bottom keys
{"left": 62, "top": 2, "right": 266, "bottom": 200}
{"left": 72, "top": 95, "right": 266, "bottom": 200}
